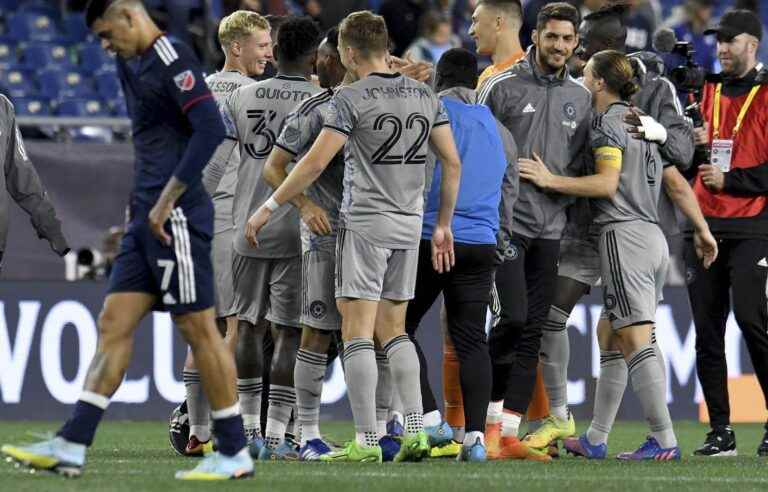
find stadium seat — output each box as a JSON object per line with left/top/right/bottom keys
{"left": 0, "top": 41, "right": 17, "bottom": 68}
{"left": 11, "top": 96, "right": 51, "bottom": 116}
{"left": 17, "top": 0, "right": 61, "bottom": 19}
{"left": 7, "top": 13, "right": 63, "bottom": 42}
{"left": 56, "top": 98, "right": 110, "bottom": 117}
{"left": 108, "top": 97, "right": 128, "bottom": 117}
{"left": 0, "top": 66, "right": 36, "bottom": 98}
{"left": 62, "top": 13, "right": 90, "bottom": 44}
{"left": 94, "top": 71, "right": 122, "bottom": 99}
{"left": 38, "top": 69, "right": 96, "bottom": 100}
{"left": 79, "top": 42, "right": 116, "bottom": 74}
{"left": 0, "top": 0, "right": 21, "bottom": 12}
{"left": 22, "top": 41, "right": 73, "bottom": 69}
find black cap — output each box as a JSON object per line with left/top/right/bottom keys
{"left": 704, "top": 9, "right": 762, "bottom": 41}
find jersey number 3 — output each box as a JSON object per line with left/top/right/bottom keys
{"left": 245, "top": 109, "right": 278, "bottom": 159}
{"left": 371, "top": 112, "right": 430, "bottom": 165}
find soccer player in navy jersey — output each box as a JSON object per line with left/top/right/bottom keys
{"left": 1, "top": 0, "right": 252, "bottom": 481}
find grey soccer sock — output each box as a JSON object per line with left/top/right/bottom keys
{"left": 237, "top": 377, "right": 262, "bottom": 436}
{"left": 343, "top": 338, "right": 379, "bottom": 445}
{"left": 265, "top": 384, "right": 295, "bottom": 448}
{"left": 541, "top": 305, "right": 570, "bottom": 420}
{"left": 384, "top": 335, "right": 423, "bottom": 435}
{"left": 183, "top": 369, "right": 211, "bottom": 441}
{"left": 375, "top": 349, "right": 393, "bottom": 437}
{"left": 651, "top": 327, "right": 668, "bottom": 395}
{"left": 586, "top": 351, "right": 627, "bottom": 446}
{"left": 627, "top": 345, "right": 677, "bottom": 449}
{"left": 294, "top": 349, "right": 327, "bottom": 445}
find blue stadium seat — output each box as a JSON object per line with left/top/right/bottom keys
{"left": 11, "top": 96, "right": 51, "bottom": 116}
{"left": 17, "top": 0, "right": 61, "bottom": 19}
{"left": 56, "top": 98, "right": 110, "bottom": 117}
{"left": 0, "top": 66, "right": 36, "bottom": 98}
{"left": 22, "top": 41, "right": 72, "bottom": 69}
{"left": 0, "top": 41, "right": 17, "bottom": 68}
{"left": 38, "top": 69, "right": 95, "bottom": 100}
{"left": 94, "top": 71, "right": 122, "bottom": 99}
{"left": 108, "top": 97, "right": 128, "bottom": 117}
{"left": 79, "top": 43, "right": 116, "bottom": 74}
{"left": 7, "top": 13, "right": 62, "bottom": 42}
{"left": 63, "top": 14, "right": 90, "bottom": 44}
{"left": 0, "top": 0, "right": 21, "bottom": 11}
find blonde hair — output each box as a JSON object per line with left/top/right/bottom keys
{"left": 218, "top": 10, "right": 270, "bottom": 48}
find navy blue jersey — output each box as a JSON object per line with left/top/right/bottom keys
{"left": 117, "top": 35, "right": 221, "bottom": 217}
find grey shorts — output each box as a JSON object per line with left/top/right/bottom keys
{"left": 335, "top": 228, "right": 418, "bottom": 301}
{"left": 599, "top": 222, "right": 669, "bottom": 330}
{"left": 558, "top": 236, "right": 601, "bottom": 287}
{"left": 232, "top": 252, "right": 301, "bottom": 328}
{"left": 212, "top": 227, "right": 236, "bottom": 318}
{"left": 301, "top": 235, "right": 342, "bottom": 331}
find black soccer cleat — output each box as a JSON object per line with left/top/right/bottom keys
{"left": 693, "top": 426, "right": 737, "bottom": 457}
{"left": 758, "top": 422, "right": 768, "bottom": 457}
{"left": 169, "top": 401, "right": 191, "bottom": 456}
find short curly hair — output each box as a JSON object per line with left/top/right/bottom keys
{"left": 218, "top": 10, "right": 270, "bottom": 48}
{"left": 276, "top": 16, "right": 321, "bottom": 62}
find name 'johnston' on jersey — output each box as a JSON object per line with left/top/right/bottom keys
{"left": 224, "top": 74, "right": 321, "bottom": 258}
{"left": 323, "top": 72, "right": 449, "bottom": 250}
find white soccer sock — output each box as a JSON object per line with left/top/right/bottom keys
{"left": 502, "top": 411, "right": 521, "bottom": 438}
{"left": 265, "top": 417, "right": 287, "bottom": 449}
{"left": 423, "top": 410, "right": 442, "bottom": 428}
{"left": 464, "top": 431, "right": 485, "bottom": 447}
{"left": 486, "top": 400, "right": 503, "bottom": 424}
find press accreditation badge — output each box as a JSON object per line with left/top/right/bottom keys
{"left": 711, "top": 139, "right": 733, "bottom": 172}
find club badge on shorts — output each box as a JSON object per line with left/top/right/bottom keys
{"left": 174, "top": 70, "right": 196, "bottom": 92}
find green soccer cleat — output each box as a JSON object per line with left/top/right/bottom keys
{"left": 522, "top": 413, "right": 576, "bottom": 450}
{"left": 2, "top": 436, "right": 86, "bottom": 478}
{"left": 394, "top": 431, "right": 430, "bottom": 462}
{"left": 318, "top": 441, "right": 382, "bottom": 463}
{"left": 430, "top": 440, "right": 462, "bottom": 458}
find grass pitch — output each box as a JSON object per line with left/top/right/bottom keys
{"left": 1, "top": 420, "right": 767, "bottom": 491}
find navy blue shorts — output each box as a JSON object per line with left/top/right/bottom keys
{"left": 108, "top": 205, "right": 215, "bottom": 315}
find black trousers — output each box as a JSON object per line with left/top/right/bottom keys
{"left": 405, "top": 240, "right": 495, "bottom": 433}
{"left": 685, "top": 237, "right": 768, "bottom": 428}
{"left": 489, "top": 235, "right": 560, "bottom": 413}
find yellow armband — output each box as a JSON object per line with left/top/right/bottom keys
{"left": 593, "top": 146, "right": 622, "bottom": 170}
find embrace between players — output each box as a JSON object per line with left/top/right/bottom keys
{"left": 1, "top": 0, "right": 718, "bottom": 480}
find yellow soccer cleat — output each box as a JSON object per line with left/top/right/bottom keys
{"left": 175, "top": 448, "right": 253, "bottom": 480}
{"left": 430, "top": 440, "right": 462, "bottom": 458}
{"left": 522, "top": 413, "right": 576, "bottom": 450}
{"left": 1, "top": 437, "right": 86, "bottom": 477}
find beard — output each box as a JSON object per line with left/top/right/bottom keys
{"left": 721, "top": 54, "right": 748, "bottom": 78}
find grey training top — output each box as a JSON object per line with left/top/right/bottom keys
{"left": 324, "top": 72, "right": 449, "bottom": 250}
{"left": 0, "top": 95, "right": 68, "bottom": 256}
{"left": 204, "top": 70, "right": 254, "bottom": 234}
{"left": 224, "top": 74, "right": 321, "bottom": 258}
{"left": 479, "top": 49, "right": 591, "bottom": 240}
{"left": 275, "top": 88, "right": 344, "bottom": 236}
{"left": 592, "top": 102, "right": 663, "bottom": 226}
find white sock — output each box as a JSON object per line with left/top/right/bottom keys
{"left": 265, "top": 417, "right": 287, "bottom": 449}
{"left": 190, "top": 425, "right": 211, "bottom": 442}
{"left": 551, "top": 405, "right": 568, "bottom": 421}
{"left": 502, "top": 411, "right": 521, "bottom": 438}
{"left": 377, "top": 420, "right": 387, "bottom": 439}
{"left": 300, "top": 423, "right": 321, "bottom": 446}
{"left": 356, "top": 431, "right": 379, "bottom": 448}
{"left": 464, "top": 431, "right": 484, "bottom": 446}
{"left": 423, "top": 410, "right": 442, "bottom": 428}
{"left": 487, "top": 400, "right": 503, "bottom": 424}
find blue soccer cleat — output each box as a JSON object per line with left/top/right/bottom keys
{"left": 387, "top": 418, "right": 404, "bottom": 437}
{"left": 425, "top": 421, "right": 454, "bottom": 448}
{"left": 2, "top": 436, "right": 86, "bottom": 477}
{"left": 258, "top": 440, "right": 300, "bottom": 461}
{"left": 616, "top": 436, "right": 681, "bottom": 461}
{"left": 379, "top": 436, "right": 401, "bottom": 462}
{"left": 247, "top": 435, "right": 265, "bottom": 459}
{"left": 457, "top": 438, "right": 487, "bottom": 463}
{"left": 175, "top": 448, "right": 253, "bottom": 480}
{"left": 299, "top": 438, "right": 332, "bottom": 461}
{"left": 563, "top": 434, "right": 607, "bottom": 459}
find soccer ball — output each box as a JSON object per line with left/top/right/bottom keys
{"left": 168, "top": 401, "right": 190, "bottom": 456}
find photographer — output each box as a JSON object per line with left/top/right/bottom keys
{"left": 688, "top": 9, "right": 768, "bottom": 458}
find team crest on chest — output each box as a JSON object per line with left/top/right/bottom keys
{"left": 174, "top": 70, "right": 196, "bottom": 92}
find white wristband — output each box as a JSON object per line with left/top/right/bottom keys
{"left": 264, "top": 196, "right": 280, "bottom": 212}
{"left": 638, "top": 115, "right": 668, "bottom": 145}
